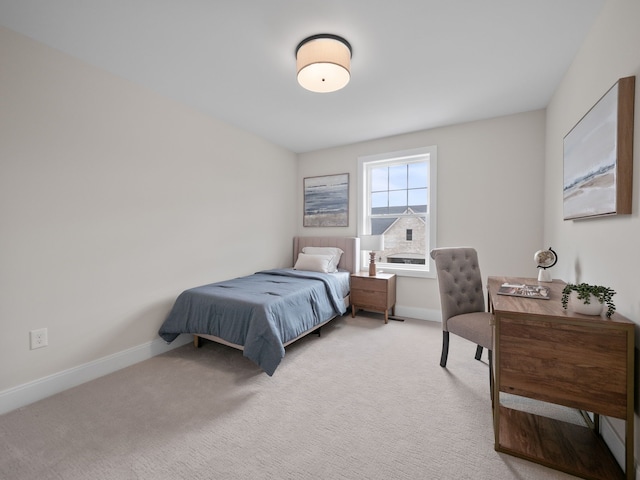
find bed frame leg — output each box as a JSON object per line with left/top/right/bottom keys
{"left": 193, "top": 335, "right": 200, "bottom": 348}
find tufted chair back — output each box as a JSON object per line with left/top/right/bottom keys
{"left": 430, "top": 247, "right": 492, "bottom": 371}
{"left": 430, "top": 247, "right": 485, "bottom": 331}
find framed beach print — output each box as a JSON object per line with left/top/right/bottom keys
{"left": 303, "top": 173, "right": 349, "bottom": 227}
{"left": 563, "top": 76, "right": 635, "bottom": 220}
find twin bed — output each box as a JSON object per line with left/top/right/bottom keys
{"left": 158, "top": 236, "right": 359, "bottom": 375}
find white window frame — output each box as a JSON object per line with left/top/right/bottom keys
{"left": 357, "top": 146, "right": 437, "bottom": 279}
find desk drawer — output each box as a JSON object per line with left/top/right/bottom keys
{"left": 498, "top": 315, "right": 628, "bottom": 418}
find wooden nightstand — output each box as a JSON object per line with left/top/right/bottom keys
{"left": 350, "top": 272, "right": 397, "bottom": 323}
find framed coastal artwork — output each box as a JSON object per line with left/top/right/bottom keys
{"left": 303, "top": 173, "right": 349, "bottom": 227}
{"left": 563, "top": 76, "right": 635, "bottom": 220}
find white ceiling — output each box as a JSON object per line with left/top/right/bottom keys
{"left": 0, "top": 0, "right": 605, "bottom": 153}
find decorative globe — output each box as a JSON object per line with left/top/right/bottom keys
{"left": 534, "top": 247, "right": 557, "bottom": 282}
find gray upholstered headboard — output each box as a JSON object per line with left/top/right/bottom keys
{"left": 293, "top": 237, "right": 360, "bottom": 274}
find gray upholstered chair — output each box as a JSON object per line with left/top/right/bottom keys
{"left": 430, "top": 247, "right": 493, "bottom": 370}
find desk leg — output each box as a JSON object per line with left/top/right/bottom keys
{"left": 489, "top": 350, "right": 494, "bottom": 403}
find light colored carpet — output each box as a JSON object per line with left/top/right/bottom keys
{"left": 0, "top": 314, "right": 582, "bottom": 479}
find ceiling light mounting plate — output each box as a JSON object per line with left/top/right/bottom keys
{"left": 295, "top": 34, "right": 352, "bottom": 57}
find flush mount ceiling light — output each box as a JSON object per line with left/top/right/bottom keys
{"left": 296, "top": 34, "right": 352, "bottom": 93}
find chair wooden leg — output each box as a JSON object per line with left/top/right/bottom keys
{"left": 440, "top": 331, "right": 450, "bottom": 367}
{"left": 475, "top": 345, "right": 483, "bottom": 361}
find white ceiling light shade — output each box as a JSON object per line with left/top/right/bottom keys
{"left": 296, "top": 34, "right": 352, "bottom": 93}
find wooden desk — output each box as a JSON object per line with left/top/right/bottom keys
{"left": 488, "top": 276, "right": 635, "bottom": 480}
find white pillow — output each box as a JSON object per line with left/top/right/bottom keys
{"left": 302, "top": 247, "right": 344, "bottom": 272}
{"left": 294, "top": 253, "right": 334, "bottom": 273}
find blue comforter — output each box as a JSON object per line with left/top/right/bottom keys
{"left": 158, "top": 269, "right": 347, "bottom": 375}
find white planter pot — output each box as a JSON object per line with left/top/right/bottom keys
{"left": 568, "top": 292, "right": 604, "bottom": 316}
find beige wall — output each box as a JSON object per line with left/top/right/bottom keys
{"left": 544, "top": 0, "right": 640, "bottom": 466}
{"left": 0, "top": 26, "right": 297, "bottom": 392}
{"left": 545, "top": 0, "right": 640, "bottom": 328}
{"left": 297, "top": 110, "right": 546, "bottom": 320}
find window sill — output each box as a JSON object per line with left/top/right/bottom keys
{"left": 370, "top": 265, "right": 435, "bottom": 279}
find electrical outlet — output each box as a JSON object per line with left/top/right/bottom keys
{"left": 30, "top": 328, "right": 48, "bottom": 349}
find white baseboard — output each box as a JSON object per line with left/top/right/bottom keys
{"left": 601, "top": 416, "right": 638, "bottom": 478}
{"left": 601, "top": 417, "right": 624, "bottom": 468}
{"left": 0, "top": 335, "right": 192, "bottom": 415}
{"left": 394, "top": 305, "right": 441, "bottom": 322}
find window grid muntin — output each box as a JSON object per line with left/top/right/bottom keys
{"left": 358, "top": 146, "right": 437, "bottom": 278}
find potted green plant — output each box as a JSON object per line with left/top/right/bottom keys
{"left": 561, "top": 283, "right": 616, "bottom": 318}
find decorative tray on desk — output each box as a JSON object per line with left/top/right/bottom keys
{"left": 497, "top": 283, "right": 550, "bottom": 299}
